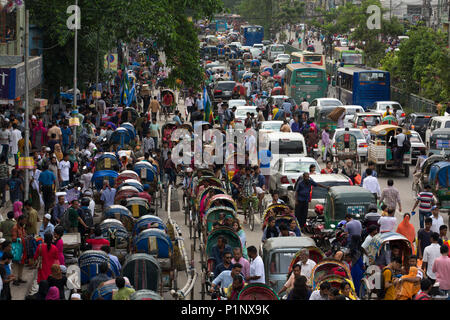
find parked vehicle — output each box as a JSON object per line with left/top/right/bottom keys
{"left": 428, "top": 128, "right": 450, "bottom": 157}
{"left": 403, "top": 113, "right": 435, "bottom": 141}
{"left": 425, "top": 116, "right": 450, "bottom": 149}
{"left": 410, "top": 130, "right": 427, "bottom": 163}
{"left": 350, "top": 112, "right": 382, "bottom": 128}
{"left": 368, "top": 101, "right": 405, "bottom": 124}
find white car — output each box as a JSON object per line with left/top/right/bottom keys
{"left": 258, "top": 120, "right": 283, "bottom": 133}
{"left": 269, "top": 156, "right": 321, "bottom": 200}
{"left": 308, "top": 98, "right": 343, "bottom": 119}
{"left": 228, "top": 99, "right": 247, "bottom": 109}
{"left": 368, "top": 101, "right": 405, "bottom": 124}
{"left": 234, "top": 105, "right": 257, "bottom": 130}
{"left": 250, "top": 48, "right": 262, "bottom": 60}
{"left": 328, "top": 128, "right": 369, "bottom": 161}
{"left": 410, "top": 130, "right": 426, "bottom": 163}
{"left": 274, "top": 54, "right": 290, "bottom": 64}
{"left": 342, "top": 105, "right": 364, "bottom": 127}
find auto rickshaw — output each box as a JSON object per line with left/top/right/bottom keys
{"left": 261, "top": 237, "right": 319, "bottom": 294}
{"left": 429, "top": 161, "right": 450, "bottom": 209}
{"left": 314, "top": 105, "right": 337, "bottom": 131}
{"left": 323, "top": 186, "right": 376, "bottom": 229}
{"left": 250, "top": 59, "right": 261, "bottom": 73}
{"left": 413, "top": 154, "right": 446, "bottom": 192}
{"left": 368, "top": 125, "right": 412, "bottom": 177}
{"left": 359, "top": 232, "right": 412, "bottom": 300}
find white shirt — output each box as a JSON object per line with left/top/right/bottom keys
{"left": 361, "top": 234, "right": 373, "bottom": 265}
{"left": 423, "top": 243, "right": 442, "bottom": 279}
{"left": 431, "top": 215, "right": 444, "bottom": 234}
{"left": 89, "top": 198, "right": 96, "bottom": 218}
{"left": 378, "top": 216, "right": 397, "bottom": 233}
{"left": 296, "top": 259, "right": 316, "bottom": 284}
{"left": 58, "top": 160, "right": 71, "bottom": 181}
{"left": 301, "top": 101, "right": 309, "bottom": 112}
{"left": 249, "top": 256, "right": 265, "bottom": 284}
{"left": 10, "top": 128, "right": 21, "bottom": 154}
{"left": 362, "top": 175, "right": 381, "bottom": 196}
{"left": 80, "top": 172, "right": 93, "bottom": 192}
{"left": 309, "top": 289, "right": 328, "bottom": 300}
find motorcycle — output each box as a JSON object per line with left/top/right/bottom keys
{"left": 306, "top": 205, "right": 334, "bottom": 252}
{"left": 307, "top": 144, "right": 320, "bottom": 160}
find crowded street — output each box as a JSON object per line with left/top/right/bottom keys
{"left": 0, "top": 0, "right": 449, "bottom": 304}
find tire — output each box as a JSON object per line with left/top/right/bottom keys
{"left": 404, "top": 164, "right": 409, "bottom": 177}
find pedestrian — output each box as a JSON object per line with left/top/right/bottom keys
{"left": 46, "top": 264, "right": 67, "bottom": 300}
{"left": 362, "top": 168, "right": 381, "bottom": 200}
{"left": 246, "top": 246, "right": 265, "bottom": 284}
{"left": 88, "top": 262, "right": 110, "bottom": 298}
{"left": 439, "top": 225, "right": 449, "bottom": 247}
{"left": 378, "top": 208, "right": 397, "bottom": 233}
{"left": 53, "top": 226, "right": 65, "bottom": 266}
{"left": 432, "top": 245, "right": 450, "bottom": 294}
{"left": 430, "top": 205, "right": 444, "bottom": 234}
{"left": 58, "top": 153, "right": 71, "bottom": 188}
{"left": 0, "top": 252, "right": 14, "bottom": 300}
{"left": 13, "top": 200, "right": 23, "bottom": 220}
{"left": 396, "top": 213, "right": 416, "bottom": 254}
{"left": 149, "top": 96, "right": 160, "bottom": 121}
{"left": 38, "top": 164, "right": 57, "bottom": 213}
{"left": 0, "top": 123, "right": 11, "bottom": 160}
{"left": 6, "top": 169, "right": 24, "bottom": 204}
{"left": 417, "top": 217, "right": 433, "bottom": 260}
{"left": 149, "top": 118, "right": 160, "bottom": 150}
{"left": 112, "top": 276, "right": 135, "bottom": 300}
{"left": 39, "top": 214, "right": 55, "bottom": 239}
{"left": 10, "top": 123, "right": 21, "bottom": 167}
{"left": 34, "top": 232, "right": 59, "bottom": 283}
{"left": 0, "top": 157, "right": 9, "bottom": 208}
{"left": 11, "top": 215, "right": 27, "bottom": 286}
{"left": 380, "top": 179, "right": 402, "bottom": 212}
{"left": 422, "top": 232, "right": 441, "bottom": 284}
{"left": 344, "top": 214, "right": 362, "bottom": 243}
{"left": 67, "top": 200, "right": 88, "bottom": 234}
{"left": 412, "top": 184, "right": 435, "bottom": 229}
{"left": 100, "top": 180, "right": 116, "bottom": 210}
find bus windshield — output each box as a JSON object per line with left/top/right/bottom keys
{"left": 342, "top": 52, "right": 363, "bottom": 65}
{"left": 359, "top": 72, "right": 386, "bottom": 82}
{"left": 271, "top": 46, "right": 284, "bottom": 52}
{"left": 295, "top": 70, "right": 324, "bottom": 83}
{"left": 303, "top": 55, "right": 322, "bottom": 62}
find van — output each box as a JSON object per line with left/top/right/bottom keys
{"left": 267, "top": 44, "right": 285, "bottom": 62}
{"left": 262, "top": 132, "right": 307, "bottom": 167}
{"left": 425, "top": 116, "right": 450, "bottom": 148}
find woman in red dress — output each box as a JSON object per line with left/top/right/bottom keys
{"left": 34, "top": 232, "right": 59, "bottom": 283}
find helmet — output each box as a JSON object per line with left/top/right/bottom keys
{"left": 314, "top": 204, "right": 324, "bottom": 215}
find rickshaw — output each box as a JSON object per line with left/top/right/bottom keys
{"left": 114, "top": 186, "right": 140, "bottom": 205}
{"left": 204, "top": 206, "right": 238, "bottom": 233}
{"left": 120, "top": 122, "right": 137, "bottom": 140}
{"left": 261, "top": 204, "right": 299, "bottom": 234}
{"left": 311, "top": 259, "right": 357, "bottom": 297}
{"left": 333, "top": 131, "right": 361, "bottom": 172}
{"left": 359, "top": 232, "right": 412, "bottom": 300}
{"left": 270, "top": 86, "right": 284, "bottom": 96}
{"left": 115, "top": 170, "right": 141, "bottom": 187}
{"left": 102, "top": 205, "right": 135, "bottom": 232}
{"left": 205, "top": 194, "right": 238, "bottom": 213}
{"left": 78, "top": 250, "right": 120, "bottom": 286}
{"left": 368, "top": 125, "right": 412, "bottom": 177}
{"left": 261, "top": 66, "right": 274, "bottom": 77}
{"left": 195, "top": 177, "right": 223, "bottom": 195}
{"left": 133, "top": 214, "right": 167, "bottom": 236}
{"left": 232, "top": 83, "right": 246, "bottom": 99}
{"left": 120, "top": 107, "right": 139, "bottom": 124}
{"left": 121, "top": 253, "right": 161, "bottom": 292}
{"left": 160, "top": 89, "right": 176, "bottom": 121}
{"left": 126, "top": 197, "right": 151, "bottom": 218}
{"left": 109, "top": 127, "right": 132, "bottom": 147}
{"left": 429, "top": 161, "right": 450, "bottom": 209}
{"left": 134, "top": 162, "right": 159, "bottom": 210}
{"left": 242, "top": 72, "right": 254, "bottom": 81}
{"left": 428, "top": 128, "right": 450, "bottom": 157}
{"left": 237, "top": 284, "right": 280, "bottom": 300}
{"left": 261, "top": 237, "right": 319, "bottom": 293}
{"left": 199, "top": 226, "right": 242, "bottom": 300}
{"left": 91, "top": 170, "right": 118, "bottom": 192}
{"left": 243, "top": 52, "right": 252, "bottom": 70}
{"left": 95, "top": 153, "right": 120, "bottom": 172}
{"left": 381, "top": 115, "right": 398, "bottom": 125}
{"left": 117, "top": 179, "right": 144, "bottom": 193}
{"left": 250, "top": 59, "right": 261, "bottom": 73}
{"left": 162, "top": 122, "right": 178, "bottom": 149}
{"left": 193, "top": 168, "right": 215, "bottom": 179}
{"left": 91, "top": 278, "right": 133, "bottom": 300}
{"left": 130, "top": 289, "right": 163, "bottom": 300}
{"left": 323, "top": 186, "right": 376, "bottom": 229}
{"left": 99, "top": 219, "right": 130, "bottom": 256}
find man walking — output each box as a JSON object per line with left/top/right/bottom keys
{"left": 362, "top": 168, "right": 381, "bottom": 200}
{"left": 246, "top": 246, "right": 265, "bottom": 284}
{"left": 432, "top": 245, "right": 450, "bottom": 294}
{"left": 150, "top": 96, "right": 160, "bottom": 121}
{"left": 380, "top": 179, "right": 402, "bottom": 212}
{"left": 412, "top": 184, "right": 436, "bottom": 229}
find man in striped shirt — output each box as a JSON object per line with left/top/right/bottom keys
{"left": 412, "top": 184, "right": 436, "bottom": 229}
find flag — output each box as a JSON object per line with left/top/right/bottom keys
{"left": 203, "top": 86, "right": 213, "bottom": 124}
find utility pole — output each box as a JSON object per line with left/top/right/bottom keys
{"left": 24, "top": 9, "right": 30, "bottom": 200}
{"left": 73, "top": 0, "right": 78, "bottom": 144}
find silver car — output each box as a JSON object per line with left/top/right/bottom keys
{"left": 269, "top": 157, "right": 320, "bottom": 200}
{"left": 329, "top": 128, "right": 369, "bottom": 160}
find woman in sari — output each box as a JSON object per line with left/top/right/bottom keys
{"left": 32, "top": 120, "right": 47, "bottom": 151}
{"left": 232, "top": 219, "right": 248, "bottom": 259}
{"left": 34, "top": 232, "right": 59, "bottom": 283}
{"left": 396, "top": 213, "right": 416, "bottom": 254}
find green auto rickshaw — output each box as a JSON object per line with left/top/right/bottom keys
{"left": 323, "top": 186, "right": 377, "bottom": 229}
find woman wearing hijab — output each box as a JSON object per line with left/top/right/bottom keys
{"left": 13, "top": 201, "right": 23, "bottom": 220}
{"left": 54, "top": 143, "right": 63, "bottom": 162}
{"left": 34, "top": 232, "right": 59, "bottom": 283}
{"left": 396, "top": 213, "right": 416, "bottom": 254}
{"left": 45, "top": 286, "right": 60, "bottom": 300}
{"left": 47, "top": 264, "right": 67, "bottom": 300}
{"left": 53, "top": 226, "right": 65, "bottom": 266}
{"left": 32, "top": 120, "right": 47, "bottom": 151}
{"left": 25, "top": 280, "right": 49, "bottom": 300}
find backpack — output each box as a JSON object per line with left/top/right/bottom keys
{"left": 80, "top": 207, "right": 94, "bottom": 229}
{"left": 377, "top": 267, "right": 393, "bottom": 299}
{"left": 402, "top": 135, "right": 411, "bottom": 152}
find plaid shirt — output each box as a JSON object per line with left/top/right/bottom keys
{"left": 380, "top": 186, "right": 401, "bottom": 210}
{"left": 0, "top": 163, "right": 9, "bottom": 180}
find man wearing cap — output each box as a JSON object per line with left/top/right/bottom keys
{"left": 39, "top": 214, "right": 55, "bottom": 238}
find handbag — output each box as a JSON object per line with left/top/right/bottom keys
{"left": 11, "top": 238, "right": 23, "bottom": 262}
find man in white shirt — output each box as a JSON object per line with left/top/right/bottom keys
{"left": 244, "top": 79, "right": 252, "bottom": 98}
{"left": 246, "top": 246, "right": 265, "bottom": 284}
{"left": 422, "top": 232, "right": 442, "bottom": 282}
{"left": 430, "top": 206, "right": 444, "bottom": 234}
{"left": 309, "top": 281, "right": 331, "bottom": 300}
{"left": 294, "top": 248, "right": 316, "bottom": 285}
{"left": 300, "top": 98, "right": 309, "bottom": 114}
{"left": 9, "top": 124, "right": 21, "bottom": 167}
{"left": 378, "top": 208, "right": 397, "bottom": 233}
{"left": 361, "top": 225, "right": 378, "bottom": 265}
{"left": 362, "top": 168, "right": 381, "bottom": 200}
{"left": 58, "top": 153, "right": 72, "bottom": 188}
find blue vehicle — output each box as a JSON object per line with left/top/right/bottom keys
{"left": 334, "top": 67, "right": 390, "bottom": 110}
{"left": 240, "top": 25, "right": 264, "bottom": 47}
{"left": 215, "top": 20, "right": 228, "bottom": 32}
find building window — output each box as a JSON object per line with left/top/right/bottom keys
{"left": 0, "top": 11, "right": 17, "bottom": 43}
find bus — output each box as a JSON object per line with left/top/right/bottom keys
{"left": 240, "top": 25, "right": 264, "bottom": 46}
{"left": 333, "top": 67, "right": 390, "bottom": 110}
{"left": 290, "top": 51, "right": 325, "bottom": 66}
{"left": 215, "top": 20, "right": 228, "bottom": 32}
{"left": 285, "top": 63, "right": 328, "bottom": 103}
{"left": 326, "top": 47, "right": 364, "bottom": 74}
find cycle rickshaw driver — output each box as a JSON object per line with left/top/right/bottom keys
{"left": 239, "top": 166, "right": 259, "bottom": 225}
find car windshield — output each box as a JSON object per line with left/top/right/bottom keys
{"left": 271, "top": 139, "right": 304, "bottom": 154}
{"left": 261, "top": 122, "right": 283, "bottom": 130}
{"left": 410, "top": 133, "right": 422, "bottom": 143}
{"left": 229, "top": 100, "right": 246, "bottom": 107}
{"left": 445, "top": 121, "right": 450, "bottom": 128}
{"left": 345, "top": 108, "right": 363, "bottom": 115}
{"left": 304, "top": 55, "right": 322, "bottom": 62}
{"left": 357, "top": 115, "right": 380, "bottom": 126}
{"left": 321, "top": 100, "right": 343, "bottom": 107}
{"left": 284, "top": 161, "right": 318, "bottom": 173}
{"left": 431, "top": 134, "right": 450, "bottom": 148}
{"left": 379, "top": 103, "right": 402, "bottom": 111}
{"left": 271, "top": 46, "right": 284, "bottom": 52}
{"left": 342, "top": 52, "right": 363, "bottom": 65}
{"left": 413, "top": 117, "right": 432, "bottom": 126}
{"left": 270, "top": 252, "right": 297, "bottom": 274}
{"left": 236, "top": 108, "right": 256, "bottom": 117}
{"left": 334, "top": 130, "right": 364, "bottom": 140}
{"left": 312, "top": 181, "right": 351, "bottom": 199}
{"left": 217, "top": 82, "right": 235, "bottom": 90}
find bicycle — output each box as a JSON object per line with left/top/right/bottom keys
{"left": 242, "top": 194, "right": 259, "bottom": 232}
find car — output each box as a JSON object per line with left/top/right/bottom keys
{"left": 250, "top": 48, "right": 262, "bottom": 60}
{"left": 424, "top": 116, "right": 450, "bottom": 148}
{"left": 267, "top": 44, "right": 285, "bottom": 62}
{"left": 350, "top": 112, "right": 382, "bottom": 128}
{"left": 212, "top": 81, "right": 236, "bottom": 102}
{"left": 287, "top": 174, "right": 353, "bottom": 217}
{"left": 265, "top": 95, "right": 298, "bottom": 111}
{"left": 262, "top": 131, "right": 307, "bottom": 167}
{"left": 308, "top": 98, "right": 343, "bottom": 119}
{"left": 253, "top": 43, "right": 266, "bottom": 58}
{"left": 403, "top": 113, "right": 436, "bottom": 141}
{"left": 409, "top": 130, "right": 426, "bottom": 164}
{"left": 341, "top": 105, "right": 364, "bottom": 127}
{"left": 274, "top": 54, "right": 290, "bottom": 65}
{"left": 368, "top": 101, "right": 405, "bottom": 124}
{"left": 258, "top": 120, "right": 283, "bottom": 133}
{"left": 234, "top": 105, "right": 257, "bottom": 130}
{"left": 328, "top": 128, "right": 369, "bottom": 161}
{"left": 269, "top": 156, "right": 321, "bottom": 200}
{"left": 204, "top": 61, "right": 222, "bottom": 70}
{"left": 228, "top": 99, "right": 247, "bottom": 110}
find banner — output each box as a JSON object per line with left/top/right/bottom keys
{"left": 18, "top": 157, "right": 35, "bottom": 170}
